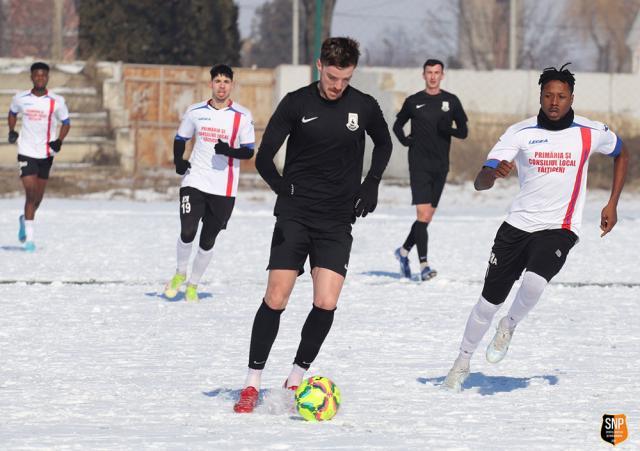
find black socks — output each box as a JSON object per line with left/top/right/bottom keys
{"left": 248, "top": 299, "right": 284, "bottom": 370}
{"left": 402, "top": 220, "right": 429, "bottom": 262}
{"left": 293, "top": 305, "right": 336, "bottom": 370}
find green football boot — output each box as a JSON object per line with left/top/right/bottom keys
{"left": 164, "top": 273, "right": 186, "bottom": 299}
{"left": 185, "top": 283, "right": 199, "bottom": 303}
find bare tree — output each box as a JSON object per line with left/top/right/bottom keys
{"left": 365, "top": 26, "right": 425, "bottom": 67}
{"left": 245, "top": 0, "right": 336, "bottom": 68}
{"left": 300, "top": 0, "right": 337, "bottom": 63}
{"left": 564, "top": 0, "right": 640, "bottom": 72}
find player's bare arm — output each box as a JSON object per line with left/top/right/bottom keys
{"left": 474, "top": 160, "right": 514, "bottom": 191}
{"left": 600, "top": 144, "right": 629, "bottom": 237}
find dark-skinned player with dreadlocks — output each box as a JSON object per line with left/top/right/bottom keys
{"left": 442, "top": 64, "right": 629, "bottom": 392}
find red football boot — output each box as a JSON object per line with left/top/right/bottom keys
{"left": 233, "top": 386, "right": 259, "bottom": 413}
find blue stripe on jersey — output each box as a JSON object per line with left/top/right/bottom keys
{"left": 228, "top": 106, "right": 245, "bottom": 115}
{"left": 484, "top": 159, "right": 500, "bottom": 169}
{"left": 61, "top": 118, "right": 71, "bottom": 125}
{"left": 189, "top": 105, "right": 210, "bottom": 112}
{"left": 571, "top": 122, "right": 599, "bottom": 131}
{"left": 20, "top": 92, "right": 31, "bottom": 97}
{"left": 175, "top": 135, "right": 191, "bottom": 141}
{"left": 241, "top": 142, "right": 255, "bottom": 149}
{"left": 514, "top": 125, "right": 540, "bottom": 134}
{"left": 9, "top": 109, "right": 17, "bottom": 116}
{"left": 610, "top": 137, "right": 623, "bottom": 157}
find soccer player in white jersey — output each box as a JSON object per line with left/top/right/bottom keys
{"left": 443, "top": 64, "right": 629, "bottom": 392}
{"left": 163, "top": 64, "right": 255, "bottom": 302}
{"left": 7, "top": 62, "right": 70, "bottom": 252}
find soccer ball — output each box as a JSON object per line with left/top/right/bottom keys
{"left": 295, "top": 376, "right": 341, "bottom": 422}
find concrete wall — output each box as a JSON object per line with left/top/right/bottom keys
{"left": 4, "top": 59, "right": 635, "bottom": 182}
{"left": 350, "top": 67, "right": 640, "bottom": 179}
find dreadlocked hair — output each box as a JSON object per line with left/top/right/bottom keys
{"left": 538, "top": 63, "right": 575, "bottom": 93}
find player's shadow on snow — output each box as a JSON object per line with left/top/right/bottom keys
{"left": 1, "top": 245, "right": 27, "bottom": 252}
{"left": 144, "top": 291, "right": 214, "bottom": 302}
{"left": 203, "top": 388, "right": 245, "bottom": 399}
{"left": 360, "top": 270, "right": 406, "bottom": 280}
{"left": 418, "top": 373, "right": 558, "bottom": 395}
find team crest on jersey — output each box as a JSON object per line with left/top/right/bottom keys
{"left": 346, "top": 113, "right": 359, "bottom": 131}
{"left": 441, "top": 101, "right": 450, "bottom": 112}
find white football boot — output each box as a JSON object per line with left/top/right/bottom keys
{"left": 486, "top": 316, "right": 516, "bottom": 364}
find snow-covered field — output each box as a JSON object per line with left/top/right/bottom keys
{"left": 1, "top": 181, "right": 639, "bottom": 450}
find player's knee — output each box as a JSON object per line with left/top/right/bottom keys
{"left": 312, "top": 295, "right": 338, "bottom": 311}
{"left": 264, "top": 293, "right": 288, "bottom": 310}
{"left": 481, "top": 285, "right": 510, "bottom": 306}
{"left": 199, "top": 229, "right": 221, "bottom": 251}
{"left": 264, "top": 285, "right": 291, "bottom": 309}
{"left": 180, "top": 228, "right": 198, "bottom": 243}
{"left": 199, "top": 237, "right": 216, "bottom": 251}
{"left": 473, "top": 295, "right": 502, "bottom": 321}
{"left": 520, "top": 271, "right": 548, "bottom": 298}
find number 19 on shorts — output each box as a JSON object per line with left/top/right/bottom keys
{"left": 181, "top": 195, "right": 191, "bottom": 214}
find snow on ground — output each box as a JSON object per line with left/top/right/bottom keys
{"left": 1, "top": 180, "right": 639, "bottom": 450}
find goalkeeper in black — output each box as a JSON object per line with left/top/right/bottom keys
{"left": 392, "top": 58, "right": 468, "bottom": 281}
{"left": 234, "top": 37, "right": 393, "bottom": 413}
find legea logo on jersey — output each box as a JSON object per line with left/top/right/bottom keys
{"left": 346, "top": 113, "right": 359, "bottom": 131}
{"left": 529, "top": 139, "right": 549, "bottom": 144}
{"left": 441, "top": 101, "right": 450, "bottom": 112}
{"left": 601, "top": 414, "right": 628, "bottom": 446}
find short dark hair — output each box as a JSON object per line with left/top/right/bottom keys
{"left": 210, "top": 64, "right": 233, "bottom": 80}
{"left": 30, "top": 62, "right": 50, "bottom": 72}
{"left": 538, "top": 63, "right": 575, "bottom": 93}
{"left": 423, "top": 59, "right": 444, "bottom": 71}
{"left": 320, "top": 37, "right": 360, "bottom": 68}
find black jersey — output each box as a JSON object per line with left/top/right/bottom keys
{"left": 393, "top": 90, "right": 468, "bottom": 173}
{"left": 256, "top": 82, "right": 392, "bottom": 224}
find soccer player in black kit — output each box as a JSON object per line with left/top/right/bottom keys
{"left": 392, "top": 59, "right": 468, "bottom": 280}
{"left": 234, "top": 37, "right": 393, "bottom": 413}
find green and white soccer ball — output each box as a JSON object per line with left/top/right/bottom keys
{"left": 294, "top": 376, "right": 341, "bottom": 422}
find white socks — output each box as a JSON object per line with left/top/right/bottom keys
{"left": 399, "top": 247, "right": 409, "bottom": 258}
{"left": 505, "top": 271, "right": 548, "bottom": 328}
{"left": 459, "top": 296, "right": 502, "bottom": 356}
{"left": 25, "top": 220, "right": 34, "bottom": 242}
{"left": 189, "top": 247, "right": 214, "bottom": 285}
{"left": 457, "top": 271, "right": 548, "bottom": 359}
{"left": 176, "top": 238, "right": 192, "bottom": 275}
{"left": 286, "top": 364, "right": 307, "bottom": 389}
{"left": 244, "top": 368, "right": 262, "bottom": 390}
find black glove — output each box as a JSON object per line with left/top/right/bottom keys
{"left": 279, "top": 181, "right": 296, "bottom": 197}
{"left": 354, "top": 174, "right": 381, "bottom": 218}
{"left": 49, "top": 139, "right": 62, "bottom": 153}
{"left": 8, "top": 130, "right": 18, "bottom": 143}
{"left": 214, "top": 140, "right": 231, "bottom": 156}
{"left": 174, "top": 159, "right": 191, "bottom": 175}
{"left": 400, "top": 134, "right": 413, "bottom": 147}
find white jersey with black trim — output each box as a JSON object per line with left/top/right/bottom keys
{"left": 9, "top": 90, "right": 70, "bottom": 159}
{"left": 485, "top": 114, "right": 622, "bottom": 235}
{"left": 176, "top": 100, "right": 255, "bottom": 197}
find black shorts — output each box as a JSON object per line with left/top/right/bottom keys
{"left": 18, "top": 154, "right": 53, "bottom": 179}
{"left": 482, "top": 222, "right": 578, "bottom": 304}
{"left": 179, "top": 186, "right": 235, "bottom": 244}
{"left": 410, "top": 171, "right": 448, "bottom": 206}
{"left": 267, "top": 218, "right": 353, "bottom": 277}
